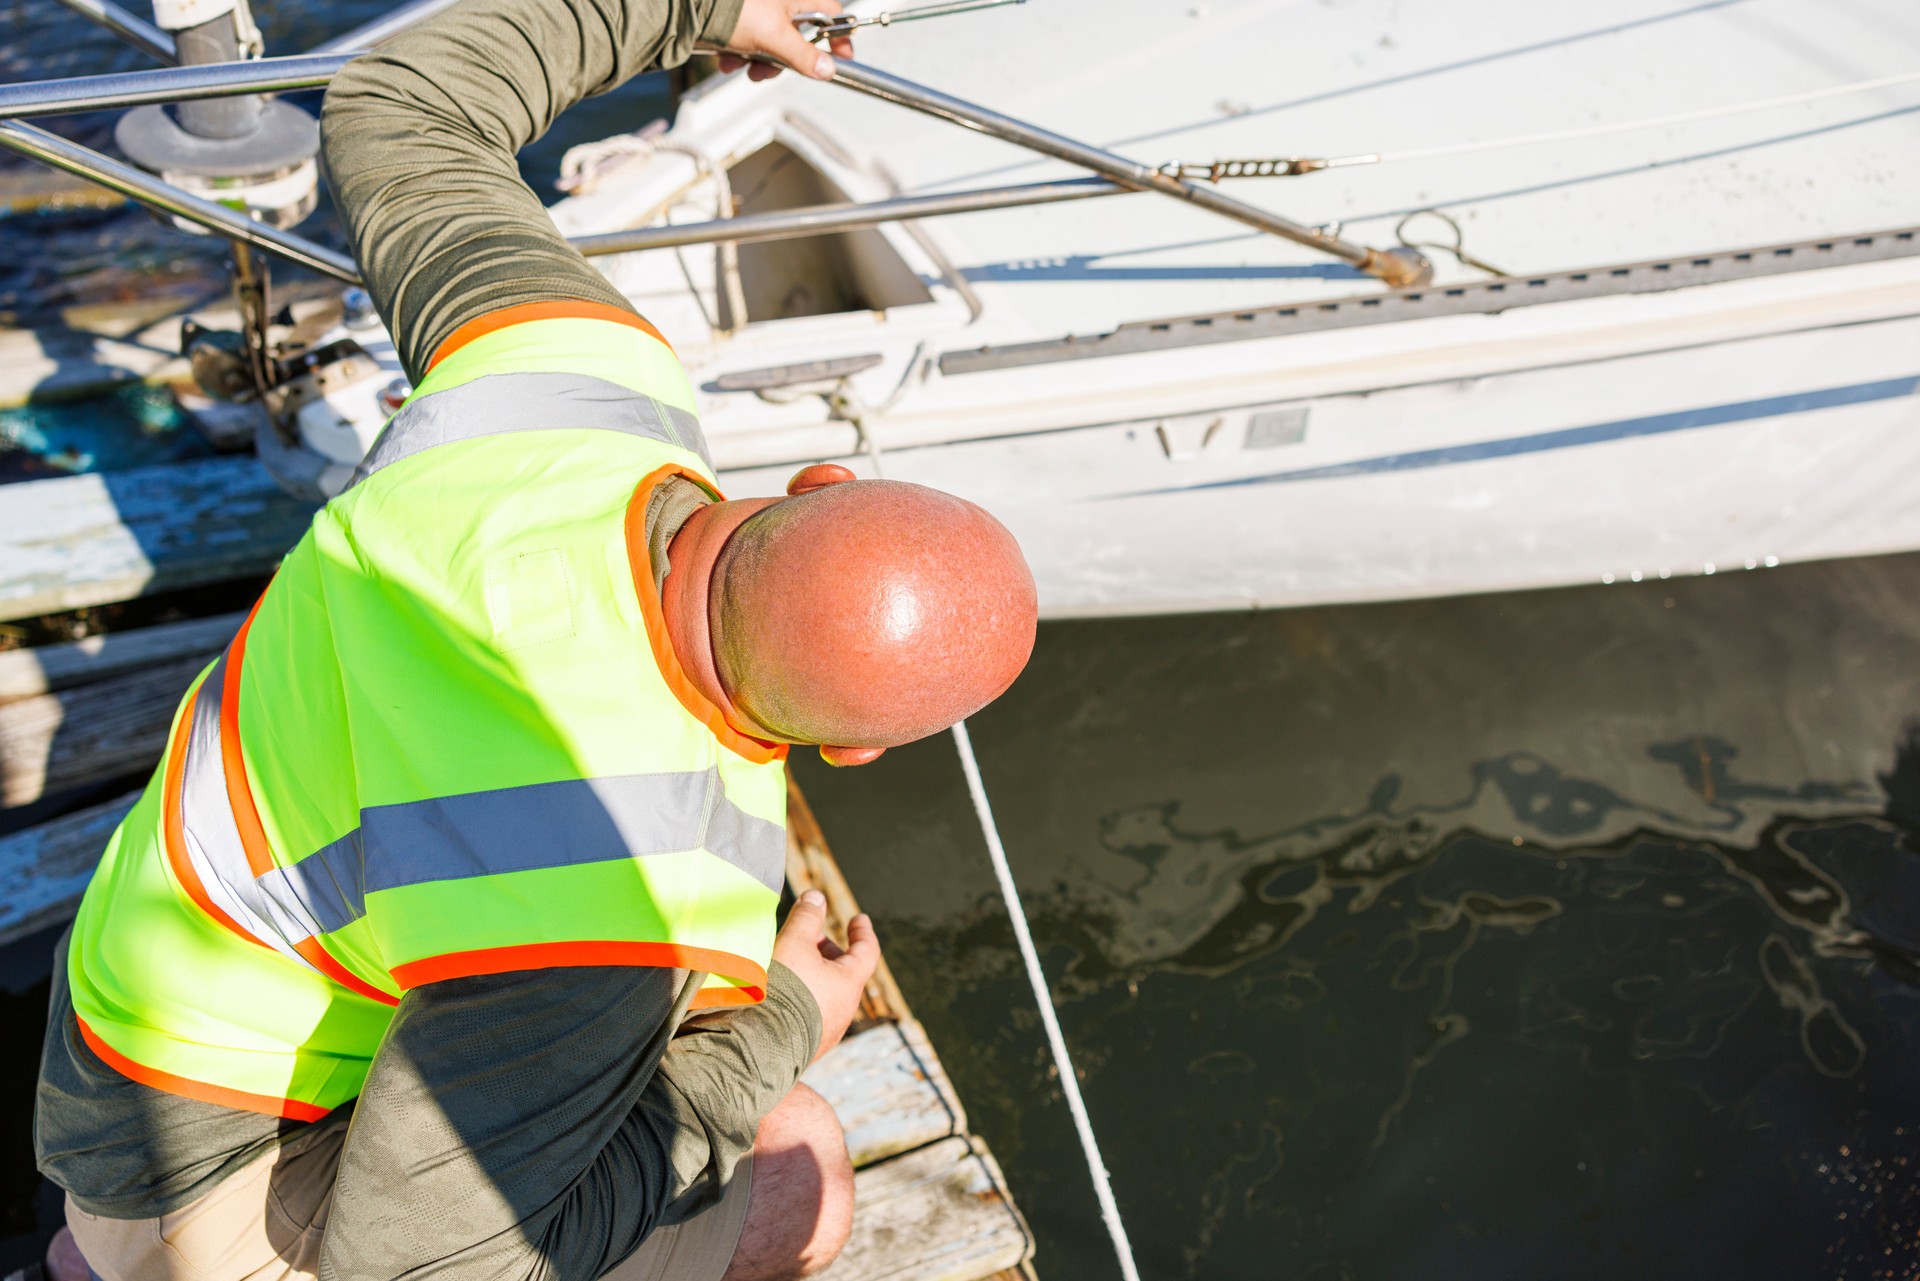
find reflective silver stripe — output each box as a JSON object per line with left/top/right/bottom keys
{"left": 177, "top": 656, "right": 324, "bottom": 966}
{"left": 700, "top": 790, "right": 789, "bottom": 892}
{"left": 264, "top": 767, "right": 786, "bottom": 933}
{"left": 256, "top": 828, "right": 364, "bottom": 938}
{"left": 348, "top": 372, "right": 712, "bottom": 487}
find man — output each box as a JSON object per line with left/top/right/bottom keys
{"left": 32, "top": 0, "right": 1040, "bottom": 1277}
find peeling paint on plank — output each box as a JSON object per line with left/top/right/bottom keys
{"left": 0, "top": 458, "right": 314, "bottom": 622}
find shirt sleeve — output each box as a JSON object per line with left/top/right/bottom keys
{"left": 316, "top": 961, "right": 821, "bottom": 1281}
{"left": 319, "top": 0, "right": 744, "bottom": 382}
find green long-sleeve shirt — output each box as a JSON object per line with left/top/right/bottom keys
{"left": 37, "top": 3, "right": 826, "bottom": 1277}
{"left": 324, "top": 0, "right": 741, "bottom": 381}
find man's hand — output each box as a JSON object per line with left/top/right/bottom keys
{"left": 717, "top": 0, "right": 854, "bottom": 81}
{"left": 774, "top": 890, "right": 880, "bottom": 1061}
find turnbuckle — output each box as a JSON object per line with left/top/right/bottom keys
{"left": 794, "top": 0, "right": 1026, "bottom": 42}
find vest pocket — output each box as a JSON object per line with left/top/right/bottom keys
{"left": 484, "top": 549, "right": 576, "bottom": 652}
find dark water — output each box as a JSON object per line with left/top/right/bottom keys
{"left": 793, "top": 554, "right": 1920, "bottom": 1281}
{"left": 6, "top": 3, "right": 1920, "bottom": 1277}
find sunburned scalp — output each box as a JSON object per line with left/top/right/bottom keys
{"left": 710, "top": 479, "right": 1037, "bottom": 749}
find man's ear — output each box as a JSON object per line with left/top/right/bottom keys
{"left": 787, "top": 464, "right": 858, "bottom": 496}
{"left": 819, "top": 744, "right": 885, "bottom": 767}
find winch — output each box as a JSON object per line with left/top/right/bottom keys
{"left": 181, "top": 287, "right": 400, "bottom": 503}
{"left": 113, "top": 0, "right": 319, "bottom": 229}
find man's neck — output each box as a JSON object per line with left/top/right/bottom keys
{"left": 661, "top": 498, "right": 776, "bottom": 726}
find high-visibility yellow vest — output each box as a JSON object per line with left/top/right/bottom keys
{"left": 66, "top": 303, "right": 788, "bottom": 1122}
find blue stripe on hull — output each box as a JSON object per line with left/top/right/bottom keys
{"left": 1113, "top": 375, "right": 1920, "bottom": 499}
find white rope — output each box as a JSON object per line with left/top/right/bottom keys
{"left": 555, "top": 120, "right": 665, "bottom": 195}
{"left": 950, "top": 720, "right": 1144, "bottom": 1281}
{"left": 1328, "top": 68, "right": 1920, "bottom": 168}
{"left": 844, "top": 416, "right": 1137, "bottom": 1275}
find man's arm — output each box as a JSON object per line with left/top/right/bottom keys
{"left": 316, "top": 962, "right": 822, "bottom": 1280}
{"left": 317, "top": 893, "right": 875, "bottom": 1280}
{"left": 320, "top": 0, "right": 837, "bottom": 381}
{"left": 320, "top": 0, "right": 732, "bottom": 381}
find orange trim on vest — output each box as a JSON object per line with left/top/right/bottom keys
{"left": 219, "top": 597, "right": 275, "bottom": 879}
{"left": 293, "top": 938, "right": 400, "bottom": 1008}
{"left": 222, "top": 592, "right": 397, "bottom": 1007}
{"left": 687, "top": 985, "right": 764, "bottom": 1011}
{"left": 426, "top": 300, "right": 675, "bottom": 372}
{"left": 389, "top": 940, "right": 768, "bottom": 1004}
{"left": 161, "top": 684, "right": 273, "bottom": 952}
{"left": 77, "top": 1017, "right": 331, "bottom": 1123}
{"left": 626, "top": 465, "right": 787, "bottom": 765}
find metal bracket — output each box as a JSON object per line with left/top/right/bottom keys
{"left": 711, "top": 353, "right": 885, "bottom": 392}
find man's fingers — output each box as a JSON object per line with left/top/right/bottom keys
{"left": 759, "top": 15, "right": 836, "bottom": 79}
{"left": 843, "top": 913, "right": 881, "bottom": 974}
{"left": 816, "top": 934, "right": 847, "bottom": 961}
{"left": 779, "top": 889, "right": 829, "bottom": 940}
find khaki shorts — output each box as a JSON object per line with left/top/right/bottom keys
{"left": 64, "top": 1110, "right": 752, "bottom": 1281}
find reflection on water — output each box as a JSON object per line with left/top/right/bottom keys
{"left": 794, "top": 552, "right": 1920, "bottom": 1281}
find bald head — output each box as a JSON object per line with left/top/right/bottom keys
{"left": 709, "top": 478, "right": 1036, "bottom": 750}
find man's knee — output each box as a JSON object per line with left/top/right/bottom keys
{"left": 726, "top": 1084, "right": 854, "bottom": 1281}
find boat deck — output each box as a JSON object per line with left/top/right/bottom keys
{"left": 0, "top": 595, "right": 1037, "bottom": 1281}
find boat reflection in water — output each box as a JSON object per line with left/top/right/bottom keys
{"left": 797, "top": 549, "right": 1920, "bottom": 1281}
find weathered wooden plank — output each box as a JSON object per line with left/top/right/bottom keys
{"left": 0, "top": 789, "right": 136, "bottom": 948}
{"left": 0, "top": 611, "right": 241, "bottom": 702}
{"left": 786, "top": 775, "right": 911, "bottom": 1023}
{"left": 0, "top": 291, "right": 341, "bottom": 410}
{"left": 0, "top": 653, "right": 198, "bottom": 808}
{"left": 817, "top": 1137, "right": 1034, "bottom": 1281}
{"left": 0, "top": 166, "right": 128, "bottom": 217}
{"left": 0, "top": 319, "right": 185, "bottom": 407}
{"left": 785, "top": 779, "right": 1037, "bottom": 1277}
{"left": 0, "top": 458, "right": 313, "bottom": 622}
{"left": 804, "top": 1018, "right": 966, "bottom": 1169}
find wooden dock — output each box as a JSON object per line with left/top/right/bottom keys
{"left": 789, "top": 782, "right": 1037, "bottom": 1281}
{"left": 0, "top": 492, "right": 1037, "bottom": 1280}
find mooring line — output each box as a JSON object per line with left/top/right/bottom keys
{"left": 950, "top": 720, "right": 1144, "bottom": 1281}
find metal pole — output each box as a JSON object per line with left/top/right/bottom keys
{"left": 170, "top": 10, "right": 261, "bottom": 141}
{"left": 230, "top": 239, "right": 275, "bottom": 387}
{"left": 0, "top": 54, "right": 348, "bottom": 119}
{"left": 0, "top": 119, "right": 361, "bottom": 282}
{"left": 826, "top": 59, "right": 1428, "bottom": 286}
{"left": 308, "top": 0, "right": 465, "bottom": 55}
{"left": 50, "top": 0, "right": 177, "bottom": 64}
{"left": 575, "top": 176, "right": 1121, "bottom": 256}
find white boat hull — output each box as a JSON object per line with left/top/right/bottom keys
{"left": 296, "top": 0, "right": 1920, "bottom": 619}
{"left": 708, "top": 263, "right": 1920, "bottom": 616}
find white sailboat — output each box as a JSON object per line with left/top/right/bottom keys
{"left": 363, "top": 0, "right": 1920, "bottom": 617}
{"left": 10, "top": 0, "right": 1920, "bottom": 619}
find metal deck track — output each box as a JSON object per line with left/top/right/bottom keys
{"left": 938, "top": 226, "right": 1920, "bottom": 375}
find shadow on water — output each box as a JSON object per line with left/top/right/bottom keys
{"left": 795, "top": 550, "right": 1920, "bottom": 1281}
